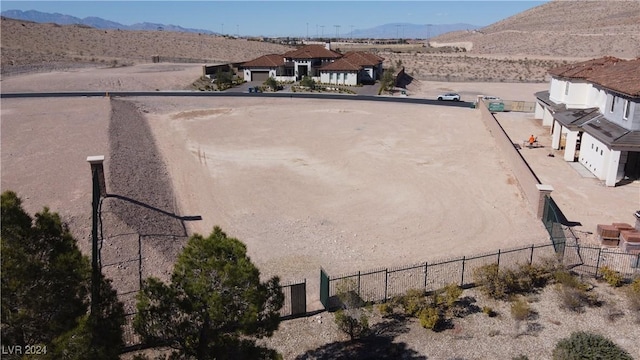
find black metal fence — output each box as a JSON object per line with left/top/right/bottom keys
{"left": 320, "top": 242, "right": 559, "bottom": 309}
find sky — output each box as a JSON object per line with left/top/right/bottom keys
{"left": 1, "top": 1, "right": 548, "bottom": 37}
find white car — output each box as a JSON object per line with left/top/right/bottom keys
{"left": 437, "top": 93, "right": 460, "bottom": 101}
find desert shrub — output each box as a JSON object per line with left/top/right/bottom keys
{"left": 442, "top": 283, "right": 463, "bottom": 307}
{"left": 556, "top": 285, "right": 599, "bottom": 313}
{"left": 482, "top": 306, "right": 498, "bottom": 317}
{"left": 263, "top": 76, "right": 279, "bottom": 91}
{"left": 300, "top": 75, "right": 315, "bottom": 89}
{"left": 474, "top": 263, "right": 507, "bottom": 299}
{"left": 626, "top": 277, "right": 640, "bottom": 321}
{"left": 552, "top": 331, "right": 633, "bottom": 360}
{"left": 336, "top": 279, "right": 364, "bottom": 309}
{"left": 553, "top": 269, "right": 589, "bottom": 291}
{"left": 399, "top": 289, "right": 428, "bottom": 316}
{"left": 334, "top": 309, "right": 369, "bottom": 340}
{"left": 510, "top": 297, "right": 531, "bottom": 321}
{"left": 474, "top": 262, "right": 554, "bottom": 300}
{"left": 418, "top": 307, "right": 441, "bottom": 330}
{"left": 600, "top": 266, "right": 623, "bottom": 287}
{"left": 377, "top": 302, "right": 394, "bottom": 317}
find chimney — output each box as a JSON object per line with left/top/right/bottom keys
{"left": 325, "top": 42, "right": 331, "bottom": 51}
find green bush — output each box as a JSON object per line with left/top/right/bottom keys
{"left": 334, "top": 309, "right": 369, "bottom": 340}
{"left": 553, "top": 270, "right": 589, "bottom": 291}
{"left": 442, "top": 283, "right": 463, "bottom": 307}
{"left": 600, "top": 266, "right": 623, "bottom": 287}
{"left": 552, "top": 331, "right": 633, "bottom": 360}
{"left": 400, "top": 289, "right": 428, "bottom": 316}
{"left": 418, "top": 307, "right": 441, "bottom": 330}
{"left": 474, "top": 263, "right": 507, "bottom": 299}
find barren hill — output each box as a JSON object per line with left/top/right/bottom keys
{"left": 432, "top": 0, "right": 640, "bottom": 58}
{"left": 0, "top": 17, "right": 294, "bottom": 74}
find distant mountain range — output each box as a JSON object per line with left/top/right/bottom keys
{"left": 1, "top": 9, "right": 480, "bottom": 39}
{"left": 1, "top": 9, "right": 218, "bottom": 34}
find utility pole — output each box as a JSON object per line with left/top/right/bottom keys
{"left": 306, "top": 22, "right": 309, "bottom": 39}
{"left": 316, "top": 24, "right": 318, "bottom": 39}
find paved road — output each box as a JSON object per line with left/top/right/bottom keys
{"left": 0, "top": 90, "right": 474, "bottom": 108}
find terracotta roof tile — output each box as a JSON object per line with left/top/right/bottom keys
{"left": 283, "top": 44, "right": 342, "bottom": 59}
{"left": 320, "top": 58, "right": 362, "bottom": 71}
{"left": 241, "top": 54, "right": 283, "bottom": 68}
{"left": 549, "top": 56, "right": 640, "bottom": 97}
{"left": 342, "top": 51, "right": 384, "bottom": 66}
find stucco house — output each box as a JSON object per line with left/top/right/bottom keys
{"left": 534, "top": 56, "right": 640, "bottom": 186}
{"left": 241, "top": 43, "right": 384, "bottom": 85}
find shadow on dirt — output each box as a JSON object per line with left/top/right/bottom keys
{"left": 294, "top": 314, "right": 427, "bottom": 360}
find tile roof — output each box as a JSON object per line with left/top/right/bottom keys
{"left": 342, "top": 51, "right": 385, "bottom": 66}
{"left": 548, "top": 57, "right": 640, "bottom": 98}
{"left": 283, "top": 44, "right": 342, "bottom": 59}
{"left": 241, "top": 54, "right": 283, "bottom": 68}
{"left": 319, "top": 58, "right": 362, "bottom": 71}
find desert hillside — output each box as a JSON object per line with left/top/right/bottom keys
{"left": 0, "top": 17, "right": 294, "bottom": 73}
{"left": 2, "top": 1, "right": 639, "bottom": 82}
{"left": 432, "top": 0, "right": 640, "bottom": 58}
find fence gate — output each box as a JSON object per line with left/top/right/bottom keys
{"left": 290, "top": 282, "right": 306, "bottom": 316}
{"left": 320, "top": 268, "right": 329, "bottom": 309}
{"left": 542, "top": 195, "right": 566, "bottom": 256}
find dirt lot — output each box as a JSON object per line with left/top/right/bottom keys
{"left": 2, "top": 64, "right": 639, "bottom": 359}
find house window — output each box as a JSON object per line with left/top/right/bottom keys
{"left": 624, "top": 100, "right": 631, "bottom": 120}
{"left": 564, "top": 82, "right": 569, "bottom": 95}
{"left": 610, "top": 96, "right": 616, "bottom": 112}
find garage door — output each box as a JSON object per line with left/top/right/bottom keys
{"left": 251, "top": 71, "right": 269, "bottom": 82}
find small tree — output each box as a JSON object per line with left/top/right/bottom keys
{"left": 300, "top": 75, "right": 315, "bottom": 90}
{"left": 264, "top": 76, "right": 279, "bottom": 91}
{"left": 378, "top": 66, "right": 396, "bottom": 94}
{"left": 215, "top": 68, "right": 233, "bottom": 90}
{"left": 134, "top": 226, "right": 284, "bottom": 359}
{"left": 333, "top": 279, "right": 369, "bottom": 340}
{"left": 1, "top": 190, "right": 124, "bottom": 359}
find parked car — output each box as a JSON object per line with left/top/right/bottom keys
{"left": 437, "top": 93, "right": 460, "bottom": 101}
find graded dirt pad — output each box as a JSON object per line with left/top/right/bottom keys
{"left": 142, "top": 96, "right": 549, "bottom": 286}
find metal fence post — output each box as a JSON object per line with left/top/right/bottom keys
{"left": 384, "top": 269, "right": 388, "bottom": 301}
{"left": 595, "top": 247, "right": 603, "bottom": 277}
{"left": 461, "top": 256, "right": 466, "bottom": 286}
{"left": 424, "top": 262, "right": 428, "bottom": 290}
{"left": 530, "top": 244, "right": 534, "bottom": 265}
{"left": 357, "top": 271, "right": 361, "bottom": 297}
{"left": 497, "top": 249, "right": 501, "bottom": 270}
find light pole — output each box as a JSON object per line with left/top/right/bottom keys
{"left": 87, "top": 155, "right": 106, "bottom": 316}
{"left": 306, "top": 22, "right": 309, "bottom": 39}
{"left": 321, "top": 25, "right": 325, "bottom": 38}
{"left": 334, "top": 25, "right": 340, "bottom": 40}
{"left": 221, "top": 23, "right": 224, "bottom": 35}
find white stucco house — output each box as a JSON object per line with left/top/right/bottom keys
{"left": 534, "top": 56, "right": 640, "bottom": 186}
{"left": 241, "top": 43, "right": 384, "bottom": 85}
